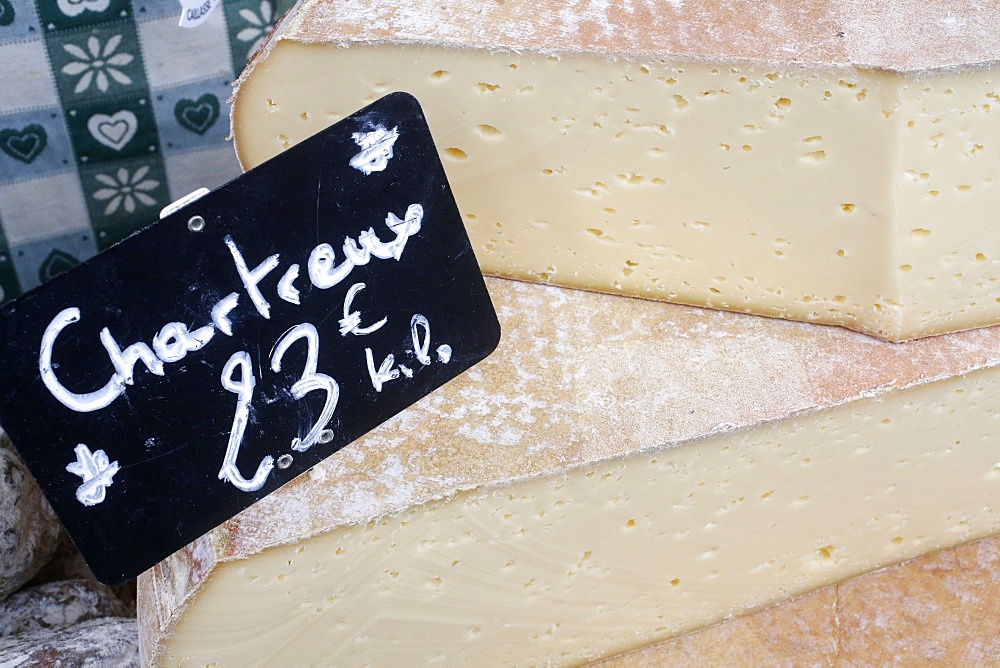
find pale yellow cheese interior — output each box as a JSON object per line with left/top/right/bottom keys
{"left": 233, "top": 45, "right": 1000, "bottom": 341}
{"left": 140, "top": 278, "right": 1000, "bottom": 664}
{"left": 159, "top": 366, "right": 1000, "bottom": 665}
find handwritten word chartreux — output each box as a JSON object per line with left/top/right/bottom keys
{"left": 38, "top": 201, "right": 453, "bottom": 496}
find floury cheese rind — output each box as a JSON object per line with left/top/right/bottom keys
{"left": 230, "top": 0, "right": 1000, "bottom": 342}
{"left": 138, "top": 278, "right": 1000, "bottom": 665}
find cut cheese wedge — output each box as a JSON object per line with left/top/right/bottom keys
{"left": 231, "top": 0, "right": 1000, "bottom": 341}
{"left": 138, "top": 278, "right": 1000, "bottom": 665}
{"left": 598, "top": 533, "right": 1000, "bottom": 665}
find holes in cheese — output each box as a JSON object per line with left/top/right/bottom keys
{"left": 233, "top": 12, "right": 1000, "bottom": 341}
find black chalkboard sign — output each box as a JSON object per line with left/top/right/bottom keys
{"left": 0, "top": 93, "right": 501, "bottom": 585}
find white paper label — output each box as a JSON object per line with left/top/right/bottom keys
{"left": 178, "top": 0, "right": 221, "bottom": 28}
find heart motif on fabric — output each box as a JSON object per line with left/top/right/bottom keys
{"left": 39, "top": 249, "right": 80, "bottom": 283}
{"left": 174, "top": 94, "right": 220, "bottom": 135}
{"left": 0, "top": 0, "right": 16, "bottom": 27}
{"left": 87, "top": 111, "right": 137, "bottom": 151}
{"left": 57, "top": 0, "right": 110, "bottom": 18}
{"left": 0, "top": 125, "right": 48, "bottom": 164}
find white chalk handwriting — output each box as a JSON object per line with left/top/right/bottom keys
{"left": 349, "top": 125, "right": 400, "bottom": 175}
{"left": 66, "top": 443, "right": 119, "bottom": 507}
{"left": 39, "top": 201, "right": 452, "bottom": 503}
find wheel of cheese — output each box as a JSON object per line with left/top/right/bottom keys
{"left": 138, "top": 279, "right": 1000, "bottom": 664}
{"left": 231, "top": 0, "right": 1000, "bottom": 341}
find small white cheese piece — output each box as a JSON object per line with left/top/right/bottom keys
{"left": 231, "top": 0, "right": 1000, "bottom": 341}
{"left": 138, "top": 279, "right": 1000, "bottom": 665}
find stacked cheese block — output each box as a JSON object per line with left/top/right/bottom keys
{"left": 231, "top": 0, "right": 1000, "bottom": 342}
{"left": 139, "top": 0, "right": 1000, "bottom": 664}
{"left": 140, "top": 283, "right": 1000, "bottom": 664}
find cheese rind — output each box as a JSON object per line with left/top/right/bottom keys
{"left": 267, "top": 0, "right": 1000, "bottom": 72}
{"left": 232, "top": 1, "right": 1000, "bottom": 341}
{"left": 138, "top": 278, "right": 1000, "bottom": 665}
{"left": 597, "top": 534, "right": 1000, "bottom": 665}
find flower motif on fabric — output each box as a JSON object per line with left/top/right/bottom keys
{"left": 57, "top": 0, "right": 110, "bottom": 18}
{"left": 92, "top": 166, "right": 160, "bottom": 216}
{"left": 236, "top": 1, "right": 276, "bottom": 61}
{"left": 61, "top": 34, "right": 134, "bottom": 95}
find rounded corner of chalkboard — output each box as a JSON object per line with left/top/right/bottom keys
{"left": 92, "top": 565, "right": 131, "bottom": 587}
{"left": 386, "top": 90, "right": 421, "bottom": 108}
{"left": 486, "top": 322, "right": 502, "bottom": 357}
{"left": 377, "top": 91, "right": 426, "bottom": 121}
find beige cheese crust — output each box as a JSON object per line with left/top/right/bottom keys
{"left": 138, "top": 278, "right": 1000, "bottom": 665}
{"left": 263, "top": 0, "right": 1000, "bottom": 70}
{"left": 231, "top": 0, "right": 1000, "bottom": 341}
{"left": 598, "top": 533, "right": 1000, "bottom": 665}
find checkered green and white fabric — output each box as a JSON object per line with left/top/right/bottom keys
{"left": 0, "top": 0, "right": 294, "bottom": 303}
